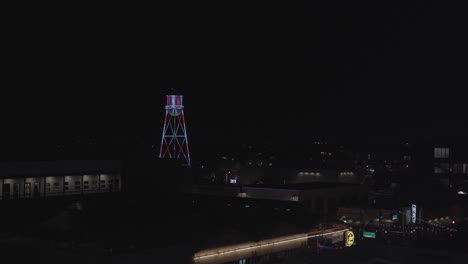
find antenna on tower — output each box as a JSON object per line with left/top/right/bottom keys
{"left": 159, "top": 94, "right": 191, "bottom": 166}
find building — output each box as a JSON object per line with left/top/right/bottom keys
{"left": 189, "top": 182, "right": 368, "bottom": 218}
{"left": 0, "top": 160, "right": 121, "bottom": 200}
{"left": 202, "top": 142, "right": 369, "bottom": 186}
{"left": 433, "top": 144, "right": 468, "bottom": 190}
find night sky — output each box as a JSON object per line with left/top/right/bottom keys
{"left": 2, "top": 1, "right": 467, "bottom": 156}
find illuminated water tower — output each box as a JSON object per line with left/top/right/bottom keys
{"left": 159, "top": 94, "right": 191, "bottom": 166}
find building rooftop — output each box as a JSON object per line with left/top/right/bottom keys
{"left": 244, "top": 182, "right": 360, "bottom": 191}
{"left": 0, "top": 160, "right": 121, "bottom": 177}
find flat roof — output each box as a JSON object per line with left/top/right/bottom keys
{"left": 244, "top": 182, "right": 360, "bottom": 190}
{"left": 0, "top": 160, "right": 121, "bottom": 178}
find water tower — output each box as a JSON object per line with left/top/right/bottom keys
{"left": 159, "top": 94, "right": 191, "bottom": 166}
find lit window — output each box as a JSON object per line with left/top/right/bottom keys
{"left": 434, "top": 148, "right": 449, "bottom": 158}
{"left": 434, "top": 166, "right": 444, "bottom": 174}
{"left": 454, "top": 164, "right": 468, "bottom": 174}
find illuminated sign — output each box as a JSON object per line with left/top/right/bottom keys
{"left": 344, "top": 231, "right": 355, "bottom": 247}
{"left": 411, "top": 204, "right": 416, "bottom": 224}
{"left": 392, "top": 214, "right": 398, "bottom": 220}
{"left": 363, "top": 231, "right": 376, "bottom": 238}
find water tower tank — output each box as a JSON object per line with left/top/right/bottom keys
{"left": 166, "top": 95, "right": 184, "bottom": 116}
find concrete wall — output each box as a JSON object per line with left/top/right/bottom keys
{"left": 25, "top": 177, "right": 44, "bottom": 197}
{"left": 64, "top": 175, "right": 82, "bottom": 194}
{"left": 2, "top": 178, "right": 24, "bottom": 198}
{"left": 45, "top": 176, "right": 63, "bottom": 196}
{"left": 83, "top": 175, "right": 99, "bottom": 193}
{"left": 99, "top": 173, "right": 121, "bottom": 191}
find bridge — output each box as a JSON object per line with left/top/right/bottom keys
{"left": 193, "top": 225, "right": 352, "bottom": 264}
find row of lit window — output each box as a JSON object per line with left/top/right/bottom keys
{"left": 434, "top": 148, "right": 450, "bottom": 158}
{"left": 298, "top": 172, "right": 321, "bottom": 176}
{"left": 49, "top": 180, "right": 116, "bottom": 191}
{"left": 454, "top": 164, "right": 468, "bottom": 174}
{"left": 434, "top": 163, "right": 468, "bottom": 174}
{"left": 298, "top": 172, "right": 354, "bottom": 176}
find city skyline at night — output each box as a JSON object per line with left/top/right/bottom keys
{"left": 1, "top": 2, "right": 467, "bottom": 263}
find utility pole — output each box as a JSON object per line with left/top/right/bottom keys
{"left": 401, "top": 211, "right": 405, "bottom": 234}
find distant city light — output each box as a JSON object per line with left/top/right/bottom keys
{"left": 238, "top": 192, "right": 247, "bottom": 198}
{"left": 230, "top": 179, "right": 237, "bottom": 184}
{"left": 457, "top": 191, "right": 467, "bottom": 195}
{"left": 298, "top": 172, "right": 320, "bottom": 176}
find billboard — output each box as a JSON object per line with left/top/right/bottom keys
{"left": 363, "top": 231, "right": 376, "bottom": 238}
{"left": 411, "top": 204, "right": 416, "bottom": 224}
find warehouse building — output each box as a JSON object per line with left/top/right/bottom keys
{"left": 0, "top": 160, "right": 121, "bottom": 200}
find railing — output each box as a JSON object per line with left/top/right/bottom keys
{"left": 193, "top": 226, "right": 350, "bottom": 264}
{"left": 0, "top": 187, "right": 120, "bottom": 201}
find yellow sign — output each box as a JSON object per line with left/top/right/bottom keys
{"left": 344, "top": 231, "right": 355, "bottom": 247}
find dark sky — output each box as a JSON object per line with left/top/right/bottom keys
{"left": 2, "top": 1, "right": 467, "bottom": 152}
